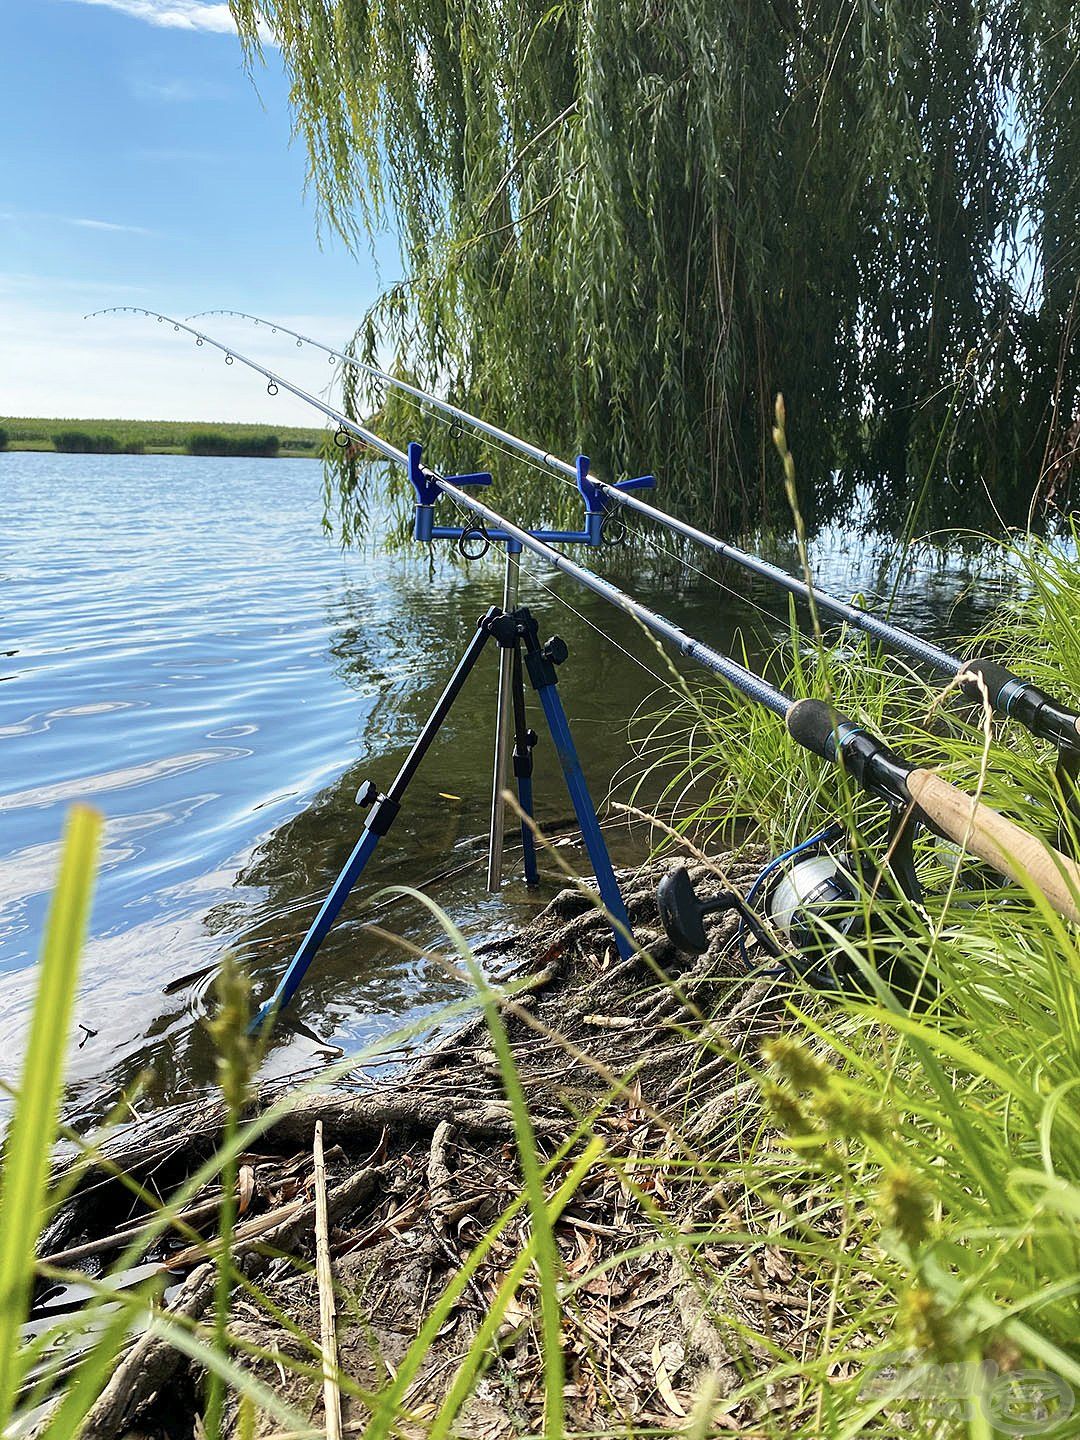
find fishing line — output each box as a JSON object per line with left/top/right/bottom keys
{"left": 195, "top": 307, "right": 867, "bottom": 641}
{"left": 94, "top": 310, "right": 1080, "bottom": 960}
{"left": 348, "top": 369, "right": 798, "bottom": 635}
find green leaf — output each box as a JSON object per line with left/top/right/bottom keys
{"left": 0, "top": 805, "right": 102, "bottom": 1428}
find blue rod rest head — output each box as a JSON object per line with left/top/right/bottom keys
{"left": 410, "top": 440, "right": 493, "bottom": 541}
{"left": 408, "top": 441, "right": 441, "bottom": 507}
{"left": 575, "top": 454, "right": 605, "bottom": 515}
{"left": 576, "top": 456, "right": 656, "bottom": 523}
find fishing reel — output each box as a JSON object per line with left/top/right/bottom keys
{"left": 659, "top": 828, "right": 859, "bottom": 978}
{"left": 657, "top": 810, "right": 928, "bottom": 997}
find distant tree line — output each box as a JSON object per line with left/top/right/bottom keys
{"left": 186, "top": 432, "right": 280, "bottom": 457}
{"left": 49, "top": 430, "right": 280, "bottom": 458}
{"left": 0, "top": 426, "right": 7, "bottom": 451}
{"left": 52, "top": 431, "right": 143, "bottom": 454}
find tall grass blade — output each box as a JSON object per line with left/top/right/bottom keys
{"left": 0, "top": 804, "right": 102, "bottom": 1429}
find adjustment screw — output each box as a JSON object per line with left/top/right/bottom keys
{"left": 543, "top": 636, "right": 569, "bottom": 666}
{"left": 355, "top": 780, "right": 379, "bottom": 807}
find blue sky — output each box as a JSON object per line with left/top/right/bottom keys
{"left": 0, "top": 0, "right": 400, "bottom": 422}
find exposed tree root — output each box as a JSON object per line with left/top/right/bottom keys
{"left": 34, "top": 850, "right": 814, "bottom": 1439}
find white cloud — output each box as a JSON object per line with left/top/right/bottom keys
{"left": 132, "top": 146, "right": 226, "bottom": 163}
{"left": 129, "top": 75, "right": 230, "bottom": 102}
{"left": 0, "top": 209, "right": 154, "bottom": 237}
{"left": 0, "top": 271, "right": 149, "bottom": 297}
{"left": 71, "top": 217, "right": 155, "bottom": 236}
{"left": 67, "top": 0, "right": 240, "bottom": 33}
{"left": 64, "top": 0, "right": 276, "bottom": 41}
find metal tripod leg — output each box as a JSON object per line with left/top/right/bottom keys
{"left": 509, "top": 641, "right": 539, "bottom": 886}
{"left": 252, "top": 605, "right": 500, "bottom": 1031}
{"left": 486, "top": 544, "right": 521, "bottom": 890}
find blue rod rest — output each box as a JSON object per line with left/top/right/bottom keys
{"left": 575, "top": 455, "right": 656, "bottom": 543}
{"left": 411, "top": 442, "right": 654, "bottom": 549}
{"left": 410, "top": 440, "right": 493, "bottom": 542}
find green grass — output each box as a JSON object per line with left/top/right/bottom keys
{"left": 0, "top": 416, "right": 327, "bottom": 458}
{"left": 0, "top": 806, "right": 101, "bottom": 1428}
{"left": 622, "top": 521, "right": 1080, "bottom": 1434}
{"left": 8, "top": 508, "right": 1080, "bottom": 1434}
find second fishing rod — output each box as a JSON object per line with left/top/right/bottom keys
{"left": 105, "top": 308, "right": 1080, "bottom": 951}
{"left": 197, "top": 309, "right": 1080, "bottom": 772}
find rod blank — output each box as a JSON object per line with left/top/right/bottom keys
{"left": 92, "top": 307, "right": 791, "bottom": 719}
{"left": 92, "top": 308, "right": 1080, "bottom": 927}
{"left": 199, "top": 309, "right": 1080, "bottom": 752}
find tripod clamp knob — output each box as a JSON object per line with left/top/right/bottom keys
{"left": 355, "top": 778, "right": 401, "bottom": 835}
{"left": 542, "top": 635, "right": 569, "bottom": 667}
{"left": 355, "top": 779, "right": 379, "bottom": 808}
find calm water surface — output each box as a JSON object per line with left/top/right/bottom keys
{"left": 1, "top": 451, "right": 1009, "bottom": 1120}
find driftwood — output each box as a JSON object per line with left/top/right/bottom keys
{"left": 74, "top": 1261, "right": 219, "bottom": 1439}
{"left": 313, "top": 1122, "right": 342, "bottom": 1440}
{"left": 38, "top": 1193, "right": 225, "bottom": 1269}
{"left": 59, "top": 1161, "right": 392, "bottom": 1440}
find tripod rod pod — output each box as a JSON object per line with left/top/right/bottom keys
{"left": 250, "top": 604, "right": 636, "bottom": 1032}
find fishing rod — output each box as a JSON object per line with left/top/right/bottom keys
{"left": 96, "top": 308, "right": 1080, "bottom": 959}
{"left": 193, "top": 309, "right": 1080, "bottom": 772}
{"left": 183, "top": 308, "right": 655, "bottom": 894}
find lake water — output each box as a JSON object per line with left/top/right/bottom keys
{"left": 1, "top": 451, "right": 1008, "bottom": 1122}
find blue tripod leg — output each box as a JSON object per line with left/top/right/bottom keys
{"left": 509, "top": 641, "right": 540, "bottom": 887}
{"left": 250, "top": 827, "right": 382, "bottom": 1030}
{"left": 251, "top": 605, "right": 500, "bottom": 1032}
{"left": 517, "top": 612, "right": 635, "bottom": 960}
{"left": 516, "top": 772, "right": 539, "bottom": 886}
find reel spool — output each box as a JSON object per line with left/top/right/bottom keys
{"left": 765, "top": 851, "right": 861, "bottom": 956}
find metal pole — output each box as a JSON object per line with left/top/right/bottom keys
{"left": 487, "top": 545, "right": 521, "bottom": 889}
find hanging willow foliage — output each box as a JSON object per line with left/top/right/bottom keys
{"left": 232, "top": 0, "right": 1080, "bottom": 537}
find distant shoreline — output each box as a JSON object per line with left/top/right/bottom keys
{"left": 0, "top": 416, "right": 327, "bottom": 459}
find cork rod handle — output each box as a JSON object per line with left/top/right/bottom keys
{"left": 906, "top": 769, "right": 1080, "bottom": 924}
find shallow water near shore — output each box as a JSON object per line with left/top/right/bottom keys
{"left": 1, "top": 450, "right": 1010, "bottom": 1122}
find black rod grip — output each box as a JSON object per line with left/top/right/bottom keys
{"left": 785, "top": 698, "right": 846, "bottom": 760}
{"left": 959, "top": 655, "right": 1024, "bottom": 708}
{"left": 960, "top": 656, "right": 1080, "bottom": 749}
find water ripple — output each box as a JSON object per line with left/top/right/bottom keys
{"left": 0, "top": 450, "right": 1006, "bottom": 1118}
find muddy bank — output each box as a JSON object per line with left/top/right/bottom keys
{"left": 35, "top": 850, "right": 815, "bottom": 1438}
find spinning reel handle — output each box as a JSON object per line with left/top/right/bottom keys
{"left": 657, "top": 867, "right": 782, "bottom": 957}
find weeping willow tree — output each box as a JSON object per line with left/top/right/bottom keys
{"left": 233, "top": 0, "right": 1080, "bottom": 537}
